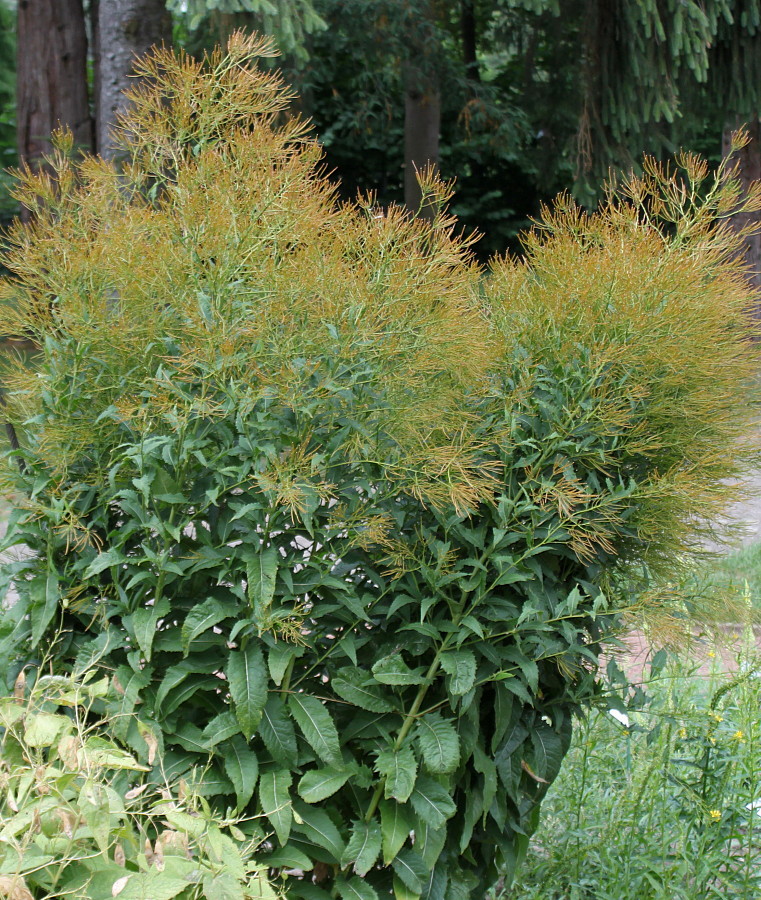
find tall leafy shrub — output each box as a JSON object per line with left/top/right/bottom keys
{"left": 0, "top": 34, "right": 759, "bottom": 900}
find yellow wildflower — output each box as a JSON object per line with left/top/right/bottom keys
{"left": 709, "top": 809, "right": 722, "bottom": 822}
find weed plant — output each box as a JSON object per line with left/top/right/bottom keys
{"left": 511, "top": 639, "right": 761, "bottom": 900}
{"left": 0, "top": 669, "right": 276, "bottom": 899}
{"left": 0, "top": 33, "right": 760, "bottom": 900}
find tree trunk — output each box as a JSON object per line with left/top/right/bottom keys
{"left": 16, "top": 0, "right": 92, "bottom": 166}
{"left": 93, "top": 0, "right": 172, "bottom": 158}
{"left": 404, "top": 65, "right": 441, "bottom": 218}
{"left": 723, "top": 120, "right": 761, "bottom": 320}
{"left": 461, "top": 0, "right": 480, "bottom": 84}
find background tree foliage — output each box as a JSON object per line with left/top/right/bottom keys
{"left": 0, "top": 36, "right": 759, "bottom": 900}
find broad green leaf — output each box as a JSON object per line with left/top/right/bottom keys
{"left": 83, "top": 546, "right": 125, "bottom": 578}
{"left": 82, "top": 736, "right": 149, "bottom": 771}
{"left": 130, "top": 597, "right": 170, "bottom": 662}
{"left": 288, "top": 693, "right": 342, "bottom": 767}
{"left": 202, "top": 871, "right": 248, "bottom": 900}
{"left": 413, "top": 818, "right": 446, "bottom": 870}
{"left": 223, "top": 734, "right": 259, "bottom": 809}
{"left": 409, "top": 777, "right": 456, "bottom": 831}
{"left": 530, "top": 724, "right": 564, "bottom": 782}
{"left": 380, "top": 798, "right": 412, "bottom": 865}
{"left": 24, "top": 712, "right": 70, "bottom": 747}
{"left": 340, "top": 819, "right": 381, "bottom": 876}
{"left": 30, "top": 572, "right": 59, "bottom": 646}
{"left": 247, "top": 547, "right": 278, "bottom": 622}
{"left": 268, "top": 643, "right": 298, "bottom": 686}
{"left": 264, "top": 845, "right": 314, "bottom": 871}
{"left": 298, "top": 767, "right": 352, "bottom": 803}
{"left": 335, "top": 876, "right": 379, "bottom": 900}
{"left": 114, "top": 872, "right": 189, "bottom": 900}
{"left": 201, "top": 710, "right": 242, "bottom": 748}
{"left": 393, "top": 875, "right": 421, "bottom": 900}
{"left": 439, "top": 650, "right": 476, "bottom": 696}
{"left": 502, "top": 646, "right": 539, "bottom": 694}
{"left": 392, "top": 849, "right": 429, "bottom": 894}
{"left": 259, "top": 769, "right": 293, "bottom": 846}
{"left": 415, "top": 713, "right": 460, "bottom": 775}
{"left": 332, "top": 666, "right": 395, "bottom": 713}
{"left": 293, "top": 801, "right": 346, "bottom": 862}
{"left": 228, "top": 644, "right": 268, "bottom": 739}
{"left": 372, "top": 654, "right": 426, "bottom": 686}
{"left": 375, "top": 745, "right": 417, "bottom": 802}
{"left": 181, "top": 597, "right": 230, "bottom": 655}
{"left": 260, "top": 694, "right": 298, "bottom": 767}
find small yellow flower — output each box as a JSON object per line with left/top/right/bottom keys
{"left": 711, "top": 713, "right": 723, "bottom": 723}
{"left": 707, "top": 650, "right": 716, "bottom": 659}
{"left": 678, "top": 727, "right": 688, "bottom": 740}
{"left": 623, "top": 729, "right": 630, "bottom": 736}
{"left": 732, "top": 730, "right": 746, "bottom": 743}
{"left": 709, "top": 809, "right": 722, "bottom": 822}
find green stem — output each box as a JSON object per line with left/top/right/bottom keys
{"left": 364, "top": 652, "right": 444, "bottom": 823}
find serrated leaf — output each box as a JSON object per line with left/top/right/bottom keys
{"left": 379, "top": 799, "right": 412, "bottom": 865}
{"left": 260, "top": 694, "right": 298, "bottom": 767}
{"left": 115, "top": 873, "right": 189, "bottom": 900}
{"left": 130, "top": 597, "right": 170, "bottom": 662}
{"left": 335, "top": 876, "right": 379, "bottom": 900}
{"left": 372, "top": 654, "right": 426, "bottom": 686}
{"left": 84, "top": 547, "right": 125, "bottom": 578}
{"left": 267, "top": 644, "right": 297, "bottom": 686}
{"left": 340, "top": 819, "right": 381, "bottom": 876}
{"left": 223, "top": 734, "right": 259, "bottom": 809}
{"left": 202, "top": 871, "right": 248, "bottom": 900}
{"left": 247, "top": 547, "right": 278, "bottom": 622}
{"left": 332, "top": 666, "right": 395, "bottom": 712}
{"left": 181, "top": 597, "right": 230, "bottom": 655}
{"left": 259, "top": 769, "right": 292, "bottom": 846}
{"left": 393, "top": 874, "right": 421, "bottom": 900}
{"left": 375, "top": 745, "right": 417, "bottom": 802}
{"left": 439, "top": 650, "right": 476, "bottom": 696}
{"left": 293, "top": 801, "right": 346, "bottom": 862}
{"left": 264, "top": 845, "right": 314, "bottom": 871}
{"left": 24, "top": 713, "right": 70, "bottom": 747}
{"left": 30, "top": 572, "right": 59, "bottom": 646}
{"left": 288, "top": 693, "right": 342, "bottom": 767}
{"left": 298, "top": 768, "right": 352, "bottom": 803}
{"left": 409, "top": 777, "right": 456, "bottom": 831}
{"left": 415, "top": 714, "right": 460, "bottom": 775}
{"left": 227, "top": 645, "right": 268, "bottom": 739}
{"left": 530, "top": 724, "right": 564, "bottom": 782}
{"left": 413, "top": 818, "right": 446, "bottom": 870}
{"left": 201, "top": 711, "right": 241, "bottom": 748}
{"left": 392, "top": 848, "right": 428, "bottom": 894}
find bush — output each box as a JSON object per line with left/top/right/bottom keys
{"left": 0, "top": 33, "right": 759, "bottom": 900}
{"left": 0, "top": 669, "right": 276, "bottom": 900}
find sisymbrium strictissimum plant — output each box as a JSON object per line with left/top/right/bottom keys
{"left": 0, "top": 33, "right": 759, "bottom": 900}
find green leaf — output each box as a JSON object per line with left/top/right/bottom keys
{"left": 268, "top": 643, "right": 298, "bottom": 686}
{"left": 24, "top": 713, "right": 70, "bottom": 747}
{"left": 130, "top": 597, "right": 170, "bottom": 662}
{"left": 335, "top": 876, "right": 379, "bottom": 900}
{"left": 439, "top": 650, "right": 476, "bottom": 696}
{"left": 182, "top": 597, "right": 230, "bottom": 655}
{"left": 298, "top": 767, "right": 352, "bottom": 803}
{"left": 84, "top": 546, "right": 125, "bottom": 577}
{"left": 415, "top": 713, "right": 460, "bottom": 775}
{"left": 393, "top": 875, "right": 421, "bottom": 900}
{"left": 293, "top": 801, "right": 346, "bottom": 862}
{"left": 529, "top": 724, "right": 564, "bottom": 782}
{"left": 340, "top": 819, "right": 381, "bottom": 876}
{"left": 413, "top": 818, "right": 446, "bottom": 870}
{"left": 114, "top": 873, "right": 190, "bottom": 900}
{"left": 247, "top": 546, "right": 278, "bottom": 622}
{"left": 410, "top": 777, "right": 456, "bottom": 831}
{"left": 264, "top": 845, "right": 314, "bottom": 871}
{"left": 30, "top": 572, "right": 59, "bottom": 646}
{"left": 372, "top": 653, "right": 426, "bottom": 686}
{"left": 375, "top": 745, "right": 417, "bottom": 802}
{"left": 259, "top": 769, "right": 293, "bottom": 846}
{"left": 260, "top": 694, "right": 298, "bottom": 767}
{"left": 392, "top": 848, "right": 429, "bottom": 894}
{"left": 379, "top": 798, "right": 412, "bottom": 865}
{"left": 223, "top": 734, "right": 259, "bottom": 809}
{"left": 202, "top": 871, "right": 248, "bottom": 900}
{"left": 228, "top": 644, "right": 268, "bottom": 739}
{"left": 202, "top": 710, "right": 242, "bottom": 748}
{"left": 288, "top": 693, "right": 342, "bottom": 767}
{"left": 332, "top": 666, "right": 395, "bottom": 713}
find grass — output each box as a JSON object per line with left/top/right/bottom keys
{"left": 710, "top": 540, "right": 761, "bottom": 610}
{"left": 508, "top": 636, "right": 761, "bottom": 900}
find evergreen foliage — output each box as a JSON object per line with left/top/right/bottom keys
{"left": 0, "top": 35, "right": 759, "bottom": 899}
